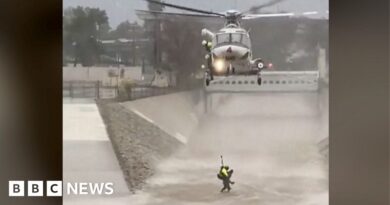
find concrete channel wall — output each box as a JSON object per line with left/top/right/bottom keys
{"left": 63, "top": 100, "right": 130, "bottom": 204}
{"left": 121, "top": 91, "right": 205, "bottom": 144}
{"left": 96, "top": 100, "right": 183, "bottom": 192}
{"left": 115, "top": 88, "right": 329, "bottom": 204}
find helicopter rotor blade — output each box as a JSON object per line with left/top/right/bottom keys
{"left": 145, "top": 0, "right": 225, "bottom": 17}
{"left": 242, "top": 12, "right": 294, "bottom": 20}
{"left": 136, "top": 9, "right": 224, "bottom": 23}
{"left": 244, "top": 0, "right": 286, "bottom": 14}
{"left": 242, "top": 11, "right": 327, "bottom": 20}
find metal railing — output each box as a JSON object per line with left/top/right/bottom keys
{"left": 63, "top": 81, "right": 118, "bottom": 99}
{"left": 63, "top": 80, "right": 181, "bottom": 100}
{"left": 122, "top": 86, "right": 179, "bottom": 101}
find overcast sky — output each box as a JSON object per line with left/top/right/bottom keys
{"left": 63, "top": 0, "right": 328, "bottom": 28}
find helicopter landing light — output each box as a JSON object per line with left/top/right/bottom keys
{"left": 213, "top": 59, "right": 225, "bottom": 73}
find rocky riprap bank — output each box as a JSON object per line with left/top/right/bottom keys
{"left": 97, "top": 100, "right": 182, "bottom": 193}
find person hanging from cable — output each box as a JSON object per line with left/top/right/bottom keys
{"left": 217, "top": 155, "right": 235, "bottom": 192}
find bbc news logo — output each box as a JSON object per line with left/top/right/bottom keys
{"left": 9, "top": 181, "right": 114, "bottom": 197}
{"left": 9, "top": 181, "right": 61, "bottom": 197}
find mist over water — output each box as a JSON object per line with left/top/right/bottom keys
{"left": 128, "top": 91, "right": 328, "bottom": 205}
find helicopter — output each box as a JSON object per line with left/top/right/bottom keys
{"left": 139, "top": 0, "right": 326, "bottom": 86}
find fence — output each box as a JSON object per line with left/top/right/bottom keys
{"left": 63, "top": 66, "right": 143, "bottom": 85}
{"left": 63, "top": 80, "right": 179, "bottom": 100}
{"left": 123, "top": 86, "right": 178, "bottom": 101}
{"left": 63, "top": 81, "right": 118, "bottom": 99}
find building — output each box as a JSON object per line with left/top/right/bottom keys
{"left": 99, "top": 38, "right": 151, "bottom": 67}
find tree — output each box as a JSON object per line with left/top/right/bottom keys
{"left": 63, "top": 6, "right": 109, "bottom": 66}
{"left": 147, "top": 0, "right": 164, "bottom": 11}
{"left": 110, "top": 21, "right": 144, "bottom": 39}
{"left": 244, "top": 18, "right": 327, "bottom": 70}
{"left": 145, "top": 0, "right": 165, "bottom": 68}
{"left": 160, "top": 20, "right": 205, "bottom": 87}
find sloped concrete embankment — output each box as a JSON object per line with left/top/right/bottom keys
{"left": 120, "top": 91, "right": 205, "bottom": 144}
{"left": 98, "top": 88, "right": 328, "bottom": 204}
{"left": 97, "top": 100, "right": 183, "bottom": 192}
{"left": 96, "top": 91, "right": 204, "bottom": 192}
{"left": 116, "top": 90, "right": 329, "bottom": 204}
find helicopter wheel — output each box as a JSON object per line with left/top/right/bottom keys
{"left": 205, "top": 71, "right": 212, "bottom": 86}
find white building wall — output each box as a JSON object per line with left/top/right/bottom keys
{"left": 63, "top": 66, "right": 143, "bottom": 86}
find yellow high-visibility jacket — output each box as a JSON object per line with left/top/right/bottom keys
{"left": 220, "top": 168, "right": 228, "bottom": 177}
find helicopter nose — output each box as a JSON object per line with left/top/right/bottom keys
{"left": 226, "top": 46, "right": 233, "bottom": 53}
{"left": 213, "top": 45, "right": 249, "bottom": 59}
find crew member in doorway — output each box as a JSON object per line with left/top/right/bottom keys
{"left": 203, "top": 40, "right": 213, "bottom": 69}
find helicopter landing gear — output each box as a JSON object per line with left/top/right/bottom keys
{"left": 205, "top": 71, "right": 213, "bottom": 86}
{"left": 257, "top": 72, "right": 262, "bottom": 85}
{"left": 257, "top": 77, "right": 262, "bottom": 85}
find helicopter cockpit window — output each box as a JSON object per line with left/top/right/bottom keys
{"left": 215, "top": 33, "right": 251, "bottom": 47}
{"left": 216, "top": 33, "right": 230, "bottom": 44}
{"left": 231, "top": 33, "right": 242, "bottom": 43}
{"left": 241, "top": 34, "right": 251, "bottom": 47}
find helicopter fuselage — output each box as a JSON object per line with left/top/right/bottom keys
{"left": 206, "top": 26, "right": 261, "bottom": 76}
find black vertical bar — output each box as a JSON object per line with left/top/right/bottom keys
{"left": 96, "top": 81, "right": 100, "bottom": 99}
{"left": 70, "top": 82, "right": 73, "bottom": 98}
{"left": 330, "top": 0, "right": 389, "bottom": 204}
